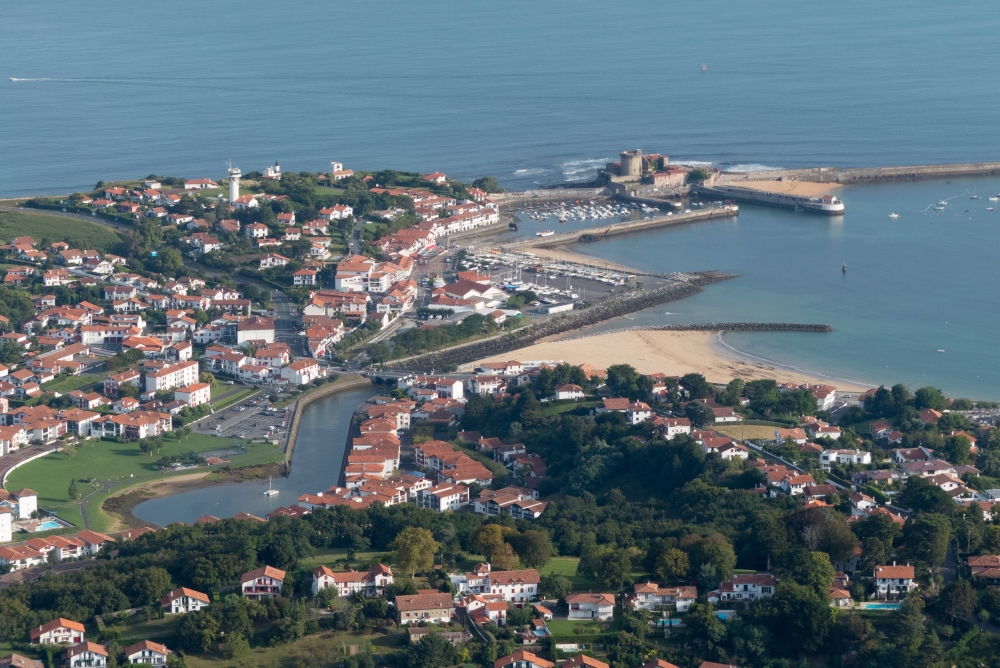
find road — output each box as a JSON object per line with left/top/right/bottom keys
{"left": 271, "top": 289, "right": 308, "bottom": 357}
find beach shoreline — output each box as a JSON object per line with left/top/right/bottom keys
{"left": 480, "top": 329, "right": 870, "bottom": 392}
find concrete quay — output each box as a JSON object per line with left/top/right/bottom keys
{"left": 718, "top": 161, "right": 1000, "bottom": 186}
{"left": 506, "top": 205, "right": 737, "bottom": 249}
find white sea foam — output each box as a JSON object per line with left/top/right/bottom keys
{"left": 672, "top": 160, "right": 713, "bottom": 167}
{"left": 726, "top": 163, "right": 783, "bottom": 172}
{"left": 560, "top": 158, "right": 611, "bottom": 176}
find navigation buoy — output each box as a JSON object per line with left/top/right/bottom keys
{"left": 701, "top": 64, "right": 707, "bottom": 71}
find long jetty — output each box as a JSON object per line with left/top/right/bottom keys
{"left": 508, "top": 206, "right": 737, "bottom": 249}
{"left": 391, "top": 272, "right": 734, "bottom": 370}
{"left": 719, "top": 161, "right": 1000, "bottom": 186}
{"left": 557, "top": 322, "right": 832, "bottom": 342}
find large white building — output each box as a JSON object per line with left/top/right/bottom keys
{"left": 311, "top": 563, "right": 393, "bottom": 596}
{"left": 145, "top": 360, "right": 199, "bottom": 393}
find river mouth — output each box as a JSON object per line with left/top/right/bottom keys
{"left": 131, "top": 388, "right": 374, "bottom": 526}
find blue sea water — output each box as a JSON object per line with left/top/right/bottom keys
{"left": 4, "top": 0, "right": 1000, "bottom": 397}
{"left": 574, "top": 177, "right": 1000, "bottom": 399}
{"left": 4, "top": 0, "right": 1000, "bottom": 195}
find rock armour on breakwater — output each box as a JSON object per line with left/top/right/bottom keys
{"left": 392, "top": 272, "right": 734, "bottom": 370}
{"left": 557, "top": 323, "right": 832, "bottom": 341}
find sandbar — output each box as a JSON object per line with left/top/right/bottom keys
{"left": 480, "top": 330, "right": 869, "bottom": 392}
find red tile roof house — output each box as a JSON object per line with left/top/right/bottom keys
{"left": 63, "top": 642, "right": 107, "bottom": 668}
{"left": 874, "top": 563, "right": 916, "bottom": 599}
{"left": 311, "top": 563, "right": 394, "bottom": 596}
{"left": 566, "top": 592, "right": 616, "bottom": 620}
{"left": 493, "top": 650, "right": 554, "bottom": 668}
{"left": 395, "top": 592, "right": 455, "bottom": 625}
{"left": 628, "top": 582, "right": 698, "bottom": 612}
{"left": 160, "top": 587, "right": 210, "bottom": 614}
{"left": 30, "top": 618, "right": 85, "bottom": 645}
{"left": 241, "top": 566, "right": 285, "bottom": 600}
{"left": 713, "top": 573, "right": 776, "bottom": 604}
{"left": 123, "top": 640, "right": 170, "bottom": 667}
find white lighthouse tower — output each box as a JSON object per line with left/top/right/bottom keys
{"left": 228, "top": 160, "right": 241, "bottom": 204}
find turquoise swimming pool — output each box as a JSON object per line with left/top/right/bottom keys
{"left": 34, "top": 520, "right": 64, "bottom": 531}
{"left": 863, "top": 603, "right": 901, "bottom": 610}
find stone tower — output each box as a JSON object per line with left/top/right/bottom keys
{"left": 619, "top": 149, "right": 643, "bottom": 178}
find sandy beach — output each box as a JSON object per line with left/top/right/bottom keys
{"left": 519, "top": 245, "right": 640, "bottom": 273}
{"left": 479, "top": 330, "right": 869, "bottom": 392}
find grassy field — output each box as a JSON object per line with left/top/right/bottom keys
{"left": 541, "top": 399, "right": 599, "bottom": 417}
{"left": 713, "top": 424, "right": 778, "bottom": 441}
{"left": 5, "top": 435, "right": 281, "bottom": 530}
{"left": 184, "top": 629, "right": 406, "bottom": 668}
{"left": 41, "top": 372, "right": 106, "bottom": 393}
{"left": 0, "top": 211, "right": 122, "bottom": 252}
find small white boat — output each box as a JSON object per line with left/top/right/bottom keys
{"left": 701, "top": 64, "right": 707, "bottom": 72}
{"left": 989, "top": 196, "right": 999, "bottom": 201}
{"left": 263, "top": 476, "right": 279, "bottom": 496}
{"left": 988, "top": 207, "right": 995, "bottom": 211}
{"left": 888, "top": 213, "right": 899, "bottom": 219}
{"left": 934, "top": 205, "right": 945, "bottom": 210}
{"left": 937, "top": 349, "right": 946, "bottom": 353}
{"left": 971, "top": 195, "right": 979, "bottom": 200}
{"left": 938, "top": 200, "right": 947, "bottom": 206}
{"left": 536, "top": 230, "right": 555, "bottom": 237}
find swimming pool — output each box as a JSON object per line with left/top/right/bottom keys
{"left": 35, "top": 520, "right": 64, "bottom": 531}
{"left": 862, "top": 603, "right": 901, "bottom": 610}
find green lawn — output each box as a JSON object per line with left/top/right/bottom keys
{"left": 541, "top": 399, "right": 600, "bottom": 417}
{"left": 542, "top": 556, "right": 596, "bottom": 590}
{"left": 5, "top": 435, "right": 281, "bottom": 530}
{"left": 41, "top": 372, "right": 106, "bottom": 393}
{"left": 184, "top": 629, "right": 405, "bottom": 668}
{"left": 546, "top": 618, "right": 612, "bottom": 636}
{"left": 0, "top": 210, "right": 122, "bottom": 252}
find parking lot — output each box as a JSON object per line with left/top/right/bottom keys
{"left": 192, "top": 391, "right": 293, "bottom": 442}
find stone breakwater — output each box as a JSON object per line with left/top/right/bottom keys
{"left": 392, "top": 272, "right": 734, "bottom": 371}
{"left": 556, "top": 323, "right": 833, "bottom": 341}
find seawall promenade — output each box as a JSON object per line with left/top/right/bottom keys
{"left": 557, "top": 322, "right": 833, "bottom": 342}
{"left": 391, "top": 272, "right": 733, "bottom": 370}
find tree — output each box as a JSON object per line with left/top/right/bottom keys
{"left": 68, "top": 479, "right": 80, "bottom": 500}
{"left": 540, "top": 574, "right": 572, "bottom": 600}
{"left": 472, "top": 176, "right": 503, "bottom": 194}
{"left": 914, "top": 386, "right": 948, "bottom": 411}
{"left": 689, "top": 533, "right": 736, "bottom": 583}
{"left": 409, "top": 633, "right": 457, "bottom": 668}
{"left": 654, "top": 547, "right": 690, "bottom": 582}
{"left": 508, "top": 530, "right": 553, "bottom": 569}
{"left": 853, "top": 512, "right": 901, "bottom": 572}
{"left": 917, "top": 630, "right": 944, "bottom": 668}
{"left": 898, "top": 476, "right": 953, "bottom": 515}
{"left": 751, "top": 582, "right": 834, "bottom": 653}
{"left": 199, "top": 371, "right": 218, "bottom": 388}
{"left": 685, "top": 401, "right": 715, "bottom": 428}
{"left": 490, "top": 542, "right": 520, "bottom": 570}
{"left": 391, "top": 527, "right": 438, "bottom": 578}
{"left": 607, "top": 364, "right": 641, "bottom": 398}
{"left": 941, "top": 579, "right": 976, "bottom": 623}
{"left": 596, "top": 548, "right": 634, "bottom": 589}
{"left": 63, "top": 443, "right": 76, "bottom": 459}
{"left": 139, "top": 436, "right": 163, "bottom": 456}
{"left": 472, "top": 525, "right": 509, "bottom": 563}
{"left": 903, "top": 513, "right": 951, "bottom": 573}
{"left": 681, "top": 373, "right": 713, "bottom": 399}
{"left": 781, "top": 549, "right": 834, "bottom": 597}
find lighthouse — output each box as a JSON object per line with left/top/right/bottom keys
{"left": 228, "top": 160, "right": 241, "bottom": 204}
